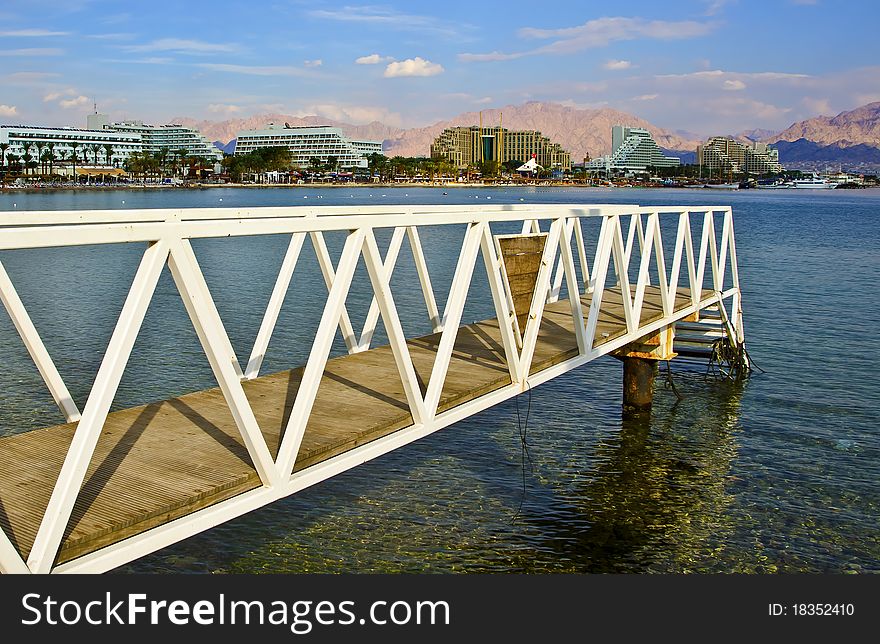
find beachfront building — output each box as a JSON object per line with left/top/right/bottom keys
{"left": 585, "top": 126, "right": 680, "bottom": 174}
{"left": 0, "top": 123, "right": 142, "bottom": 174}
{"left": 233, "top": 124, "right": 382, "bottom": 169}
{"left": 697, "top": 137, "right": 782, "bottom": 175}
{"left": 430, "top": 126, "right": 571, "bottom": 171}
{"left": 105, "top": 119, "right": 223, "bottom": 164}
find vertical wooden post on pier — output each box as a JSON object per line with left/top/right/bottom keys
{"left": 613, "top": 325, "right": 676, "bottom": 416}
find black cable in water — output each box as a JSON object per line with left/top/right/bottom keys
{"left": 664, "top": 360, "right": 684, "bottom": 401}
{"left": 510, "top": 381, "right": 533, "bottom": 525}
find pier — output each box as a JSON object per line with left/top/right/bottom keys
{"left": 0, "top": 204, "right": 745, "bottom": 574}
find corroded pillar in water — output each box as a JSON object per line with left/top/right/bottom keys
{"left": 622, "top": 357, "right": 655, "bottom": 415}
{"left": 613, "top": 325, "right": 676, "bottom": 416}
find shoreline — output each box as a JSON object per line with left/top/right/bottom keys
{"left": 2, "top": 181, "right": 877, "bottom": 194}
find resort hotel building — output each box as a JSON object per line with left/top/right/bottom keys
{"left": 697, "top": 137, "right": 782, "bottom": 175}
{"left": 0, "top": 112, "right": 223, "bottom": 175}
{"left": 89, "top": 113, "right": 223, "bottom": 164}
{"left": 585, "top": 126, "right": 680, "bottom": 174}
{"left": 430, "top": 126, "right": 572, "bottom": 171}
{"left": 0, "top": 123, "right": 142, "bottom": 170}
{"left": 233, "top": 124, "right": 383, "bottom": 169}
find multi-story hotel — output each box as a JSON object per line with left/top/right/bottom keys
{"left": 0, "top": 113, "right": 223, "bottom": 174}
{"left": 0, "top": 123, "right": 142, "bottom": 169}
{"left": 233, "top": 124, "right": 383, "bottom": 169}
{"left": 586, "top": 126, "right": 680, "bottom": 173}
{"left": 95, "top": 114, "right": 223, "bottom": 164}
{"left": 697, "top": 137, "right": 782, "bottom": 175}
{"left": 430, "top": 126, "right": 572, "bottom": 171}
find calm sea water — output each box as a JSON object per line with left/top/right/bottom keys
{"left": 0, "top": 186, "right": 877, "bottom": 574}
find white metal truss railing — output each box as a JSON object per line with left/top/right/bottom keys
{"left": 0, "top": 203, "right": 745, "bottom": 574}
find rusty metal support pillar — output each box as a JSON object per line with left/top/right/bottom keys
{"left": 613, "top": 325, "right": 676, "bottom": 417}
{"left": 622, "top": 356, "right": 655, "bottom": 415}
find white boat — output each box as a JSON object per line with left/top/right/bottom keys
{"left": 703, "top": 182, "right": 740, "bottom": 190}
{"left": 789, "top": 175, "right": 836, "bottom": 189}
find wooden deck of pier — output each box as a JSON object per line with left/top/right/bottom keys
{"left": 0, "top": 285, "right": 711, "bottom": 566}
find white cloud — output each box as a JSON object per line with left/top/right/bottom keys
{"left": 632, "top": 94, "right": 659, "bottom": 101}
{"left": 801, "top": 97, "right": 834, "bottom": 115}
{"left": 43, "top": 89, "right": 76, "bottom": 102}
{"left": 197, "top": 63, "right": 318, "bottom": 77}
{"left": 723, "top": 79, "right": 746, "bottom": 90}
{"left": 519, "top": 17, "right": 714, "bottom": 53}
{"left": 60, "top": 95, "right": 89, "bottom": 109}
{"left": 355, "top": 53, "right": 394, "bottom": 65}
{"left": 458, "top": 51, "right": 523, "bottom": 62}
{"left": 304, "top": 59, "right": 322, "bottom": 68}
{"left": 703, "top": 0, "right": 734, "bottom": 15}
{"left": 125, "top": 39, "right": 239, "bottom": 55}
{"left": 461, "top": 17, "right": 714, "bottom": 61}
{"left": 207, "top": 103, "right": 242, "bottom": 114}
{"left": 383, "top": 57, "right": 443, "bottom": 78}
{"left": 4, "top": 71, "right": 59, "bottom": 84}
{"left": 475, "top": 96, "right": 493, "bottom": 105}
{"left": 0, "top": 29, "right": 69, "bottom": 37}
{"left": 309, "top": 6, "right": 466, "bottom": 37}
{"left": 0, "top": 104, "right": 18, "bottom": 117}
{"left": 604, "top": 59, "right": 632, "bottom": 70}
{"left": 0, "top": 48, "right": 63, "bottom": 57}
{"left": 305, "top": 103, "right": 403, "bottom": 126}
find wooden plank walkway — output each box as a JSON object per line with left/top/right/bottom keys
{"left": 0, "top": 286, "right": 711, "bottom": 565}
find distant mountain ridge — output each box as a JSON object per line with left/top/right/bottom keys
{"left": 174, "top": 101, "right": 699, "bottom": 162}
{"left": 766, "top": 102, "right": 880, "bottom": 147}
{"left": 177, "top": 100, "right": 880, "bottom": 168}
{"left": 380, "top": 102, "right": 700, "bottom": 161}
{"left": 769, "top": 138, "right": 880, "bottom": 164}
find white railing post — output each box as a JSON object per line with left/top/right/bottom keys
{"left": 423, "top": 222, "right": 484, "bottom": 418}
{"left": 275, "top": 228, "right": 366, "bottom": 478}
{"left": 573, "top": 217, "right": 591, "bottom": 294}
{"left": 406, "top": 226, "right": 442, "bottom": 333}
{"left": 557, "top": 216, "right": 588, "bottom": 355}
{"left": 667, "top": 211, "right": 689, "bottom": 311}
{"left": 479, "top": 225, "right": 523, "bottom": 384}
{"left": 245, "top": 232, "right": 306, "bottom": 379}
{"left": 167, "top": 239, "right": 280, "bottom": 488}
{"left": 0, "top": 260, "right": 81, "bottom": 422}
{"left": 631, "top": 213, "right": 658, "bottom": 326}
{"left": 27, "top": 240, "right": 169, "bottom": 574}
{"left": 694, "top": 211, "right": 713, "bottom": 308}
{"left": 610, "top": 216, "right": 637, "bottom": 334}
{"left": 584, "top": 215, "right": 615, "bottom": 352}
{"left": 357, "top": 226, "right": 406, "bottom": 352}
{"left": 361, "top": 229, "right": 427, "bottom": 424}
{"left": 519, "top": 218, "right": 563, "bottom": 376}
{"left": 309, "top": 231, "right": 359, "bottom": 353}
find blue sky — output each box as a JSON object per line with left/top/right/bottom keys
{"left": 0, "top": 0, "right": 878, "bottom": 135}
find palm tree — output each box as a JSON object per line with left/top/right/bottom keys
{"left": 0, "top": 142, "right": 8, "bottom": 169}
{"left": 103, "top": 144, "right": 115, "bottom": 168}
{"left": 31, "top": 143, "right": 44, "bottom": 177}
{"left": 69, "top": 142, "right": 81, "bottom": 183}
{"left": 45, "top": 143, "right": 56, "bottom": 176}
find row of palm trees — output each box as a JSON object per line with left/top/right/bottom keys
{"left": 0, "top": 141, "right": 122, "bottom": 178}
{"left": 0, "top": 142, "right": 205, "bottom": 182}
{"left": 123, "top": 148, "right": 206, "bottom": 182}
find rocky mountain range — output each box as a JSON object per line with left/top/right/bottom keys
{"left": 767, "top": 102, "right": 880, "bottom": 147}
{"left": 176, "top": 101, "right": 699, "bottom": 162}
{"left": 178, "top": 100, "right": 880, "bottom": 168}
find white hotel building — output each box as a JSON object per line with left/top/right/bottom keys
{"left": 0, "top": 114, "right": 222, "bottom": 174}
{"left": 0, "top": 124, "right": 141, "bottom": 168}
{"left": 586, "top": 125, "right": 681, "bottom": 173}
{"left": 93, "top": 114, "right": 222, "bottom": 163}
{"left": 234, "top": 124, "right": 383, "bottom": 169}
